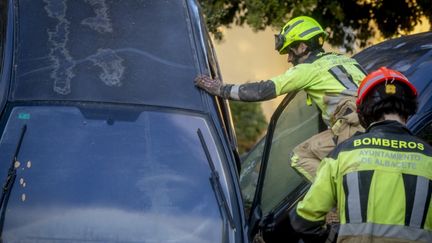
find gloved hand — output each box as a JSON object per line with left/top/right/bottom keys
{"left": 194, "top": 75, "right": 222, "bottom": 96}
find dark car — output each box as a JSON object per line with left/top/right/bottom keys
{"left": 0, "top": 0, "right": 247, "bottom": 242}
{"left": 239, "top": 31, "right": 432, "bottom": 242}
{"left": 354, "top": 31, "right": 432, "bottom": 143}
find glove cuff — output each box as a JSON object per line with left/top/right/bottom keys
{"left": 220, "top": 84, "right": 234, "bottom": 99}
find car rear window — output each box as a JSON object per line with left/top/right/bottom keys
{"left": 11, "top": 0, "right": 202, "bottom": 110}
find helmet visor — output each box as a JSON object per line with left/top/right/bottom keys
{"left": 274, "top": 34, "right": 285, "bottom": 52}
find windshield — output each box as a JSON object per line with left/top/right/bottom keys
{"left": 11, "top": 0, "right": 202, "bottom": 110}
{"left": 0, "top": 105, "right": 226, "bottom": 242}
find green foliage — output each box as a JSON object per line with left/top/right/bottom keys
{"left": 198, "top": 0, "right": 432, "bottom": 52}
{"left": 229, "top": 101, "right": 268, "bottom": 154}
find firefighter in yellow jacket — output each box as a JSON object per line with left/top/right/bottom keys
{"left": 195, "top": 16, "right": 366, "bottom": 181}
{"left": 290, "top": 67, "right": 432, "bottom": 242}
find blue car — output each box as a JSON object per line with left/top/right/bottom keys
{"left": 1, "top": 1, "right": 430, "bottom": 241}
{"left": 0, "top": 1, "right": 248, "bottom": 242}
{"left": 354, "top": 31, "right": 432, "bottom": 143}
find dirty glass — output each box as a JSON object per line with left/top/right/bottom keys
{"left": 240, "top": 137, "right": 265, "bottom": 211}
{"left": 260, "top": 91, "right": 319, "bottom": 215}
{"left": 12, "top": 0, "right": 201, "bottom": 110}
{"left": 0, "top": 106, "right": 224, "bottom": 242}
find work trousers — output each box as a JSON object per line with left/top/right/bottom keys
{"left": 291, "top": 97, "right": 365, "bottom": 181}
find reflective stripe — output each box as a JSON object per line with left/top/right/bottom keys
{"left": 329, "top": 66, "right": 358, "bottom": 91}
{"left": 283, "top": 20, "right": 304, "bottom": 35}
{"left": 358, "top": 73, "right": 408, "bottom": 98}
{"left": 410, "top": 176, "right": 429, "bottom": 228}
{"left": 346, "top": 172, "right": 362, "bottom": 223}
{"left": 230, "top": 85, "right": 240, "bottom": 100}
{"left": 299, "top": 26, "right": 321, "bottom": 37}
{"left": 358, "top": 74, "right": 385, "bottom": 98}
{"left": 421, "top": 180, "right": 432, "bottom": 228}
{"left": 344, "top": 171, "right": 373, "bottom": 223}
{"left": 339, "top": 223, "right": 432, "bottom": 242}
{"left": 340, "top": 89, "right": 357, "bottom": 96}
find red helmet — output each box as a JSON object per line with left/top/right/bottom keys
{"left": 356, "top": 67, "right": 417, "bottom": 106}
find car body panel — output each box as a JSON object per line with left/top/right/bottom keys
{"left": 353, "top": 31, "right": 432, "bottom": 136}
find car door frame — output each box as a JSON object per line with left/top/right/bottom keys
{"left": 247, "top": 91, "right": 315, "bottom": 238}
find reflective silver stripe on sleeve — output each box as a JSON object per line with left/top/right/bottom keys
{"left": 346, "top": 172, "right": 362, "bottom": 223}
{"left": 230, "top": 85, "right": 240, "bottom": 100}
{"left": 299, "top": 27, "right": 321, "bottom": 37}
{"left": 329, "top": 66, "right": 358, "bottom": 91}
{"left": 410, "top": 176, "right": 430, "bottom": 228}
{"left": 339, "top": 223, "right": 432, "bottom": 242}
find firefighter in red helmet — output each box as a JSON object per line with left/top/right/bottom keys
{"left": 290, "top": 67, "right": 432, "bottom": 243}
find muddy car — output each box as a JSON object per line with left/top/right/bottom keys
{"left": 239, "top": 31, "right": 432, "bottom": 242}
{"left": 0, "top": 0, "right": 247, "bottom": 242}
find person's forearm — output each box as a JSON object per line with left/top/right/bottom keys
{"left": 289, "top": 208, "right": 327, "bottom": 235}
{"left": 220, "top": 80, "right": 277, "bottom": 101}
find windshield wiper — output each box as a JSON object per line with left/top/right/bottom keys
{"left": 0, "top": 125, "right": 27, "bottom": 238}
{"left": 197, "top": 129, "right": 236, "bottom": 231}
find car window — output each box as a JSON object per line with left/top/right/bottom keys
{"left": 11, "top": 0, "right": 202, "bottom": 110}
{"left": 240, "top": 91, "right": 320, "bottom": 216}
{"left": 0, "top": 106, "right": 227, "bottom": 242}
{"left": 260, "top": 91, "right": 320, "bottom": 215}
{"left": 240, "top": 137, "right": 265, "bottom": 210}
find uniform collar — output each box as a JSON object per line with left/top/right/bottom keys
{"left": 367, "top": 120, "right": 413, "bottom": 135}
{"left": 303, "top": 50, "right": 331, "bottom": 63}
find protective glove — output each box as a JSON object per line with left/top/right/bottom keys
{"left": 194, "top": 75, "right": 222, "bottom": 96}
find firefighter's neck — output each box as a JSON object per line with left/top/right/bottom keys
{"left": 289, "top": 43, "right": 311, "bottom": 65}
{"left": 296, "top": 43, "right": 311, "bottom": 64}
{"left": 381, "top": 113, "right": 407, "bottom": 125}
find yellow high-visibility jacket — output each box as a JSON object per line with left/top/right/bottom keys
{"left": 271, "top": 52, "right": 365, "bottom": 124}
{"left": 225, "top": 52, "right": 366, "bottom": 125}
{"left": 290, "top": 120, "right": 432, "bottom": 243}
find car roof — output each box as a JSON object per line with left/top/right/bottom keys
{"left": 353, "top": 31, "right": 432, "bottom": 131}
{"left": 5, "top": 0, "right": 208, "bottom": 112}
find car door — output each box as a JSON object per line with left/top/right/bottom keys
{"left": 244, "top": 91, "right": 324, "bottom": 242}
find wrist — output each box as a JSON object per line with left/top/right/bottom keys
{"left": 220, "top": 84, "right": 233, "bottom": 99}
